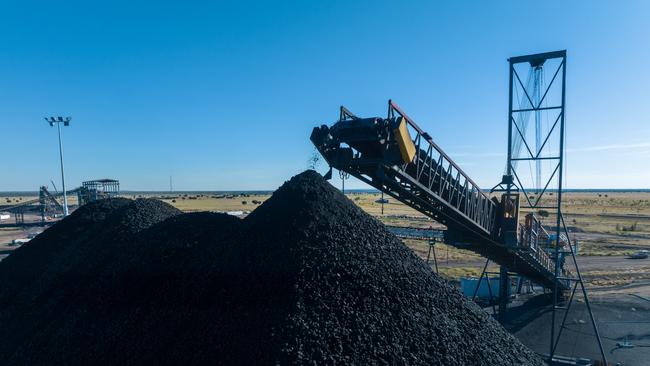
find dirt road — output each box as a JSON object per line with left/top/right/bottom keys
{"left": 438, "top": 255, "right": 650, "bottom": 271}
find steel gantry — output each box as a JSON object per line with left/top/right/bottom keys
{"left": 499, "top": 50, "right": 606, "bottom": 365}
{"left": 310, "top": 50, "right": 607, "bottom": 365}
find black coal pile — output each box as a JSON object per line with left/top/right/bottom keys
{"left": 242, "top": 171, "right": 544, "bottom": 365}
{"left": 0, "top": 171, "right": 545, "bottom": 366}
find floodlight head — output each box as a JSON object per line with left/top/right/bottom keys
{"left": 44, "top": 116, "right": 71, "bottom": 126}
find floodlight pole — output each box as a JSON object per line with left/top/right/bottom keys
{"left": 46, "top": 117, "right": 71, "bottom": 216}
{"left": 56, "top": 121, "right": 68, "bottom": 216}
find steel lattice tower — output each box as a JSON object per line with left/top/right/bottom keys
{"left": 503, "top": 50, "right": 607, "bottom": 364}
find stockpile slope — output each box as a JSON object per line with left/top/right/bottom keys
{"left": 0, "top": 197, "right": 132, "bottom": 308}
{"left": 243, "top": 170, "right": 545, "bottom": 365}
{"left": 0, "top": 171, "right": 545, "bottom": 366}
{"left": 0, "top": 199, "right": 183, "bottom": 365}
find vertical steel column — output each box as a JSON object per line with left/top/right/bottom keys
{"left": 339, "top": 170, "right": 349, "bottom": 194}
{"left": 498, "top": 265, "right": 509, "bottom": 322}
{"left": 56, "top": 122, "right": 69, "bottom": 216}
{"left": 506, "top": 62, "right": 514, "bottom": 182}
{"left": 46, "top": 117, "right": 71, "bottom": 217}
{"left": 549, "top": 55, "right": 564, "bottom": 360}
{"left": 39, "top": 187, "right": 46, "bottom": 224}
{"left": 498, "top": 53, "right": 516, "bottom": 324}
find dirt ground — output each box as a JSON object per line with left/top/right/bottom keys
{"left": 504, "top": 293, "right": 650, "bottom": 366}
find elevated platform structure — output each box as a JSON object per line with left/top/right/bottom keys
{"left": 0, "top": 178, "right": 120, "bottom": 225}
{"left": 77, "top": 179, "right": 120, "bottom": 205}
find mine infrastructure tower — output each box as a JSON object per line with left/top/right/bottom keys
{"left": 495, "top": 50, "right": 605, "bottom": 364}
{"left": 77, "top": 179, "right": 120, "bottom": 206}
{"left": 310, "top": 50, "right": 607, "bottom": 365}
{"left": 0, "top": 179, "right": 120, "bottom": 227}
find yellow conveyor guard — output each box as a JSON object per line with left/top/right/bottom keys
{"left": 393, "top": 117, "right": 416, "bottom": 164}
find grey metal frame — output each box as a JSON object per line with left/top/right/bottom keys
{"left": 504, "top": 50, "right": 606, "bottom": 364}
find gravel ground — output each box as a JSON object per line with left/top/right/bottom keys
{"left": 0, "top": 171, "right": 545, "bottom": 365}
{"left": 505, "top": 293, "right": 650, "bottom": 366}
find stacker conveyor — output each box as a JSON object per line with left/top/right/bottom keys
{"left": 311, "top": 100, "right": 571, "bottom": 291}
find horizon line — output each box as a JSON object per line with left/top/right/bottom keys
{"left": 2, "top": 188, "right": 650, "bottom": 195}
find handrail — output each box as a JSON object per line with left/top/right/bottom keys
{"left": 388, "top": 100, "right": 490, "bottom": 197}
{"left": 386, "top": 101, "right": 496, "bottom": 235}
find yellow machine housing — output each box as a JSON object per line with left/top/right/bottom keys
{"left": 393, "top": 117, "right": 416, "bottom": 164}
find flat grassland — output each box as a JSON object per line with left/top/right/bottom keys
{"left": 159, "top": 190, "right": 650, "bottom": 290}
{"left": 152, "top": 191, "right": 650, "bottom": 255}
{"left": 152, "top": 190, "right": 650, "bottom": 289}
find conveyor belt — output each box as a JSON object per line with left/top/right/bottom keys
{"left": 311, "top": 101, "right": 570, "bottom": 290}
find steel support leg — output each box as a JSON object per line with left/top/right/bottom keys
{"left": 472, "top": 259, "right": 491, "bottom": 301}
{"left": 426, "top": 240, "right": 438, "bottom": 273}
{"left": 498, "top": 265, "right": 509, "bottom": 322}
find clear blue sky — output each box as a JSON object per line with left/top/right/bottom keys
{"left": 1, "top": 0, "right": 648, "bottom": 191}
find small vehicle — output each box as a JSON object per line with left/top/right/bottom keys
{"left": 11, "top": 238, "right": 30, "bottom": 246}
{"left": 616, "top": 339, "right": 634, "bottom": 348}
{"left": 628, "top": 250, "right": 649, "bottom": 259}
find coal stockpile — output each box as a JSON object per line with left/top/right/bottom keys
{"left": 0, "top": 171, "right": 544, "bottom": 365}
{"left": 243, "top": 171, "right": 544, "bottom": 365}
{"left": 0, "top": 199, "right": 184, "bottom": 365}
{"left": 0, "top": 197, "right": 132, "bottom": 307}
